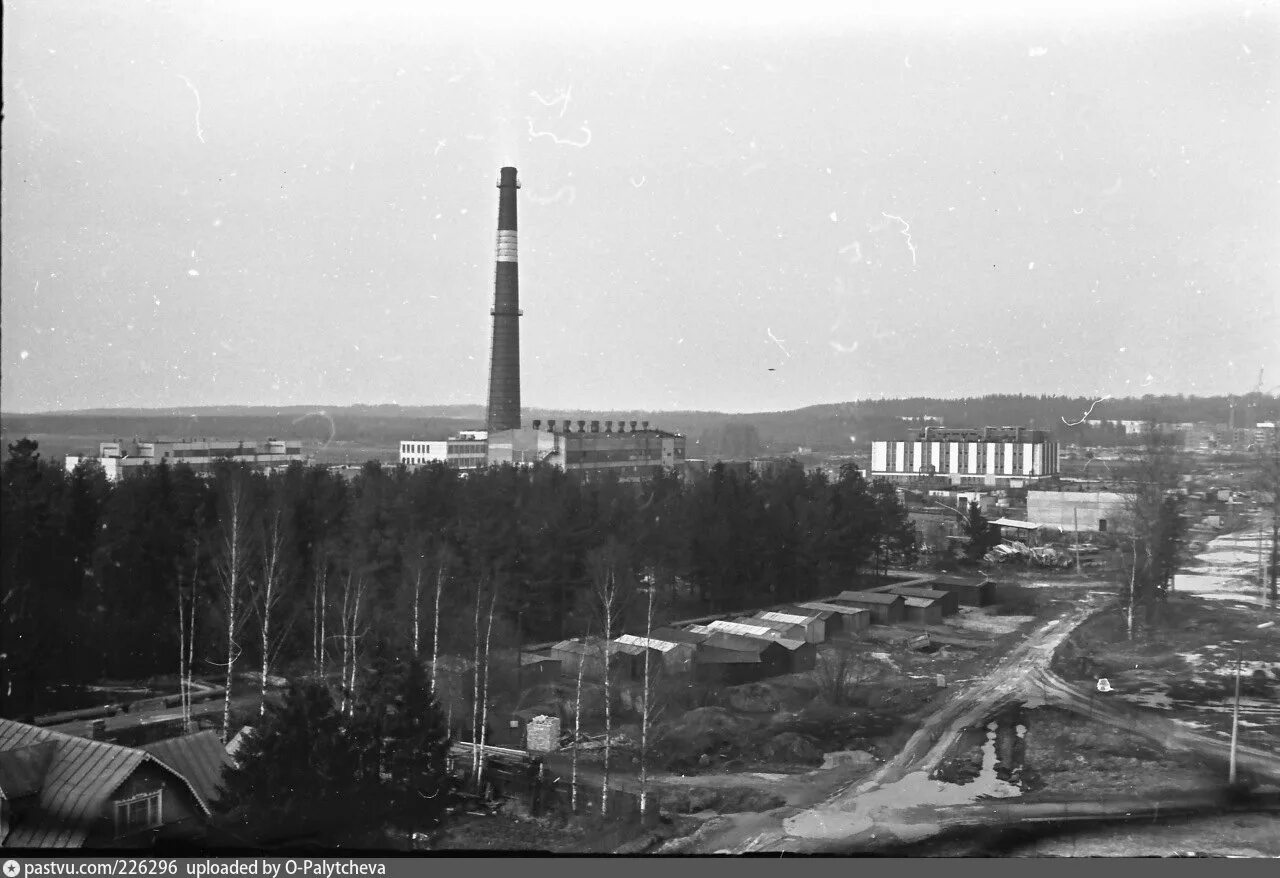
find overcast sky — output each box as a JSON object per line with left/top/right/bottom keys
{"left": 3, "top": 0, "right": 1278, "bottom": 414}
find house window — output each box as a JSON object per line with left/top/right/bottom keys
{"left": 1098, "top": 519, "right": 1107, "bottom": 533}
{"left": 115, "top": 790, "right": 163, "bottom": 836}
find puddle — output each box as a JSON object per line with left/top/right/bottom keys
{"left": 1172, "top": 524, "right": 1277, "bottom": 608}
{"left": 934, "top": 703, "right": 1036, "bottom": 794}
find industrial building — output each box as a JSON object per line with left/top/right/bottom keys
{"left": 1027, "top": 489, "right": 1132, "bottom": 534}
{"left": 871, "top": 426, "right": 1060, "bottom": 486}
{"left": 398, "top": 431, "right": 488, "bottom": 470}
{"left": 486, "top": 419, "right": 687, "bottom": 482}
{"left": 65, "top": 439, "right": 305, "bottom": 482}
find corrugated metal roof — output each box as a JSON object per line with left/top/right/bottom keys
{"left": 615, "top": 634, "right": 679, "bottom": 653}
{"left": 834, "top": 591, "right": 903, "bottom": 605}
{"left": 991, "top": 518, "right": 1040, "bottom": 530}
{"left": 707, "top": 620, "right": 776, "bottom": 638}
{"left": 904, "top": 597, "right": 937, "bottom": 608}
{"left": 606, "top": 641, "right": 648, "bottom": 657}
{"left": 759, "top": 611, "right": 816, "bottom": 626}
{"left": 781, "top": 604, "right": 833, "bottom": 620}
{"left": 647, "top": 627, "right": 707, "bottom": 646}
{"left": 797, "top": 601, "right": 870, "bottom": 617}
{"left": 141, "top": 732, "right": 234, "bottom": 810}
{"left": 0, "top": 719, "right": 209, "bottom": 848}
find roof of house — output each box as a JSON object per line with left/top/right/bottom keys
{"left": 903, "top": 597, "right": 938, "bottom": 608}
{"left": 0, "top": 718, "right": 209, "bottom": 848}
{"left": 0, "top": 740, "right": 57, "bottom": 800}
{"left": 606, "top": 641, "right": 648, "bottom": 657}
{"left": 549, "top": 639, "right": 602, "bottom": 657}
{"left": 140, "top": 731, "right": 235, "bottom": 811}
{"left": 521, "top": 652, "right": 560, "bottom": 666}
{"left": 834, "top": 591, "right": 905, "bottom": 605}
{"left": 929, "top": 575, "right": 992, "bottom": 589}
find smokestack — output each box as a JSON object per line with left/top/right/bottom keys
{"left": 486, "top": 167, "right": 522, "bottom": 433}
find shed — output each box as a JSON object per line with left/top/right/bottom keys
{"left": 795, "top": 601, "right": 873, "bottom": 636}
{"left": 694, "top": 632, "right": 796, "bottom": 681}
{"left": 519, "top": 652, "right": 563, "bottom": 687}
{"left": 831, "top": 591, "right": 907, "bottom": 624}
{"left": 693, "top": 645, "right": 767, "bottom": 686}
{"left": 615, "top": 633, "right": 697, "bottom": 675}
{"left": 548, "top": 638, "right": 608, "bottom": 680}
{"left": 737, "top": 615, "right": 810, "bottom": 643}
{"left": 606, "top": 639, "right": 658, "bottom": 682}
{"left": 902, "top": 596, "right": 944, "bottom": 626}
{"left": 887, "top": 586, "right": 959, "bottom": 616}
{"left": 926, "top": 575, "right": 996, "bottom": 607}
{"left": 757, "top": 610, "right": 826, "bottom": 644}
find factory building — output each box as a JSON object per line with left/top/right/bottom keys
{"left": 1027, "top": 489, "right": 1132, "bottom": 534}
{"left": 65, "top": 439, "right": 305, "bottom": 482}
{"left": 871, "top": 426, "right": 1059, "bottom": 486}
{"left": 488, "top": 418, "right": 686, "bottom": 482}
{"left": 398, "top": 431, "right": 488, "bottom": 470}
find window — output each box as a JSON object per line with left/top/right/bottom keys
{"left": 115, "top": 790, "right": 162, "bottom": 836}
{"left": 1098, "top": 519, "right": 1107, "bottom": 533}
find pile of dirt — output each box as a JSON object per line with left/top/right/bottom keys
{"left": 651, "top": 707, "right": 761, "bottom": 771}
{"left": 659, "top": 785, "right": 787, "bottom": 815}
{"left": 726, "top": 682, "right": 781, "bottom": 713}
{"left": 759, "top": 731, "right": 822, "bottom": 765}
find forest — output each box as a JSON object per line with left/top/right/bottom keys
{"left": 0, "top": 438, "right": 916, "bottom": 722}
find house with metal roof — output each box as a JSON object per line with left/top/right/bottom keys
{"left": 0, "top": 719, "right": 210, "bottom": 849}
{"left": 924, "top": 574, "right": 996, "bottom": 607}
{"left": 832, "top": 591, "right": 907, "bottom": 624}
{"left": 139, "top": 731, "right": 235, "bottom": 812}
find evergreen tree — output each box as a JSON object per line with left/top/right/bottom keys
{"left": 962, "top": 505, "right": 1001, "bottom": 561}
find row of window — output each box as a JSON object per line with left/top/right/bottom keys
{"left": 882, "top": 442, "right": 1050, "bottom": 474}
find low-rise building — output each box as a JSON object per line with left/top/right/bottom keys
{"left": 66, "top": 439, "right": 305, "bottom": 482}
{"left": 1027, "top": 489, "right": 1132, "bottom": 534}
{"left": 794, "top": 601, "right": 872, "bottom": 637}
{"left": 398, "top": 430, "right": 489, "bottom": 469}
{"left": 832, "top": 591, "right": 907, "bottom": 625}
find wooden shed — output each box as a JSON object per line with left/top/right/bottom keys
{"left": 902, "top": 596, "right": 944, "bottom": 626}
{"left": 796, "top": 601, "right": 872, "bottom": 637}
{"left": 735, "top": 615, "right": 810, "bottom": 643}
{"left": 615, "top": 633, "right": 696, "bottom": 676}
{"left": 757, "top": 610, "right": 826, "bottom": 644}
{"left": 548, "top": 638, "right": 608, "bottom": 680}
{"left": 832, "top": 591, "right": 907, "bottom": 625}
{"left": 927, "top": 575, "right": 996, "bottom": 607}
{"left": 887, "top": 586, "right": 959, "bottom": 617}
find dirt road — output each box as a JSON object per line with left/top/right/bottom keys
{"left": 673, "top": 593, "right": 1115, "bottom": 853}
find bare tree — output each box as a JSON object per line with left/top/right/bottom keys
{"left": 589, "top": 541, "right": 633, "bottom": 816}
{"left": 338, "top": 571, "right": 368, "bottom": 715}
{"left": 312, "top": 555, "right": 328, "bottom": 677}
{"left": 571, "top": 624, "right": 591, "bottom": 813}
{"left": 430, "top": 550, "right": 450, "bottom": 688}
{"left": 815, "top": 645, "right": 871, "bottom": 705}
{"left": 639, "top": 582, "right": 656, "bottom": 816}
{"left": 255, "top": 509, "right": 287, "bottom": 718}
{"left": 1120, "top": 423, "right": 1188, "bottom": 636}
{"left": 476, "top": 577, "right": 502, "bottom": 791}
{"left": 176, "top": 545, "right": 199, "bottom": 730}
{"left": 214, "top": 472, "right": 253, "bottom": 744}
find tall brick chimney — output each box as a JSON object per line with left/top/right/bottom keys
{"left": 486, "top": 167, "right": 522, "bottom": 433}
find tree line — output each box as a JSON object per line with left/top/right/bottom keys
{"left": 0, "top": 437, "right": 916, "bottom": 722}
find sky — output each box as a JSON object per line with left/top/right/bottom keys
{"left": 3, "top": 0, "right": 1278, "bottom": 414}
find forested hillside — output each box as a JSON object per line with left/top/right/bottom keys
{"left": 0, "top": 439, "right": 915, "bottom": 720}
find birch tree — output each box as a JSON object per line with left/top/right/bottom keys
{"left": 571, "top": 624, "right": 590, "bottom": 813}
{"left": 256, "top": 509, "right": 287, "bottom": 717}
{"left": 475, "top": 576, "right": 502, "bottom": 792}
{"left": 588, "top": 541, "right": 632, "bottom": 817}
{"left": 639, "top": 581, "right": 656, "bottom": 816}
{"left": 215, "top": 471, "right": 253, "bottom": 744}
{"left": 338, "top": 572, "right": 368, "bottom": 716}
